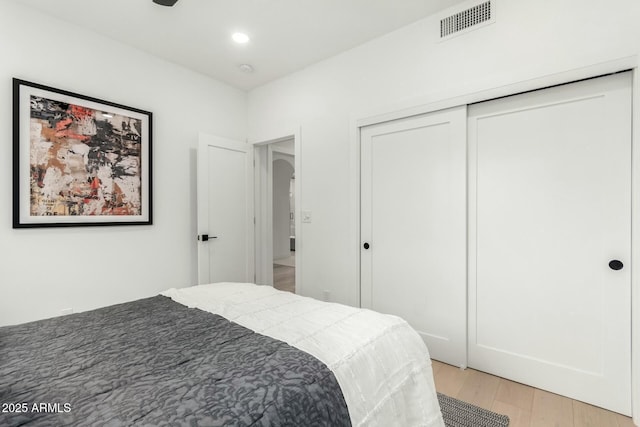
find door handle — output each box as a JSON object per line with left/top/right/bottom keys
{"left": 198, "top": 234, "right": 218, "bottom": 242}
{"left": 609, "top": 260, "right": 623, "bottom": 271}
{"left": 363, "top": 242, "right": 370, "bottom": 250}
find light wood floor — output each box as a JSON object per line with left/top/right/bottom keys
{"left": 273, "top": 264, "right": 295, "bottom": 293}
{"left": 431, "top": 360, "right": 635, "bottom": 427}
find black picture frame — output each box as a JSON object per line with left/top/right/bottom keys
{"left": 13, "top": 78, "right": 152, "bottom": 228}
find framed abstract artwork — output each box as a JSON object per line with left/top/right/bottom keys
{"left": 12, "top": 79, "right": 152, "bottom": 228}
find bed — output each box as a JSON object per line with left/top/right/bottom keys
{"left": 1, "top": 282, "right": 444, "bottom": 426}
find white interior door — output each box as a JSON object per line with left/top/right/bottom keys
{"left": 361, "top": 106, "right": 467, "bottom": 367}
{"left": 468, "top": 72, "right": 632, "bottom": 415}
{"left": 197, "top": 133, "right": 254, "bottom": 284}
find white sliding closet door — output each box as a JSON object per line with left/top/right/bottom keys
{"left": 468, "top": 72, "right": 632, "bottom": 415}
{"left": 361, "top": 106, "right": 467, "bottom": 367}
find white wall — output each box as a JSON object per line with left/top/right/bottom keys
{"left": 0, "top": 1, "right": 247, "bottom": 326}
{"left": 247, "top": 0, "right": 640, "bottom": 306}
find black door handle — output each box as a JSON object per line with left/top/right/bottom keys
{"left": 363, "top": 242, "right": 370, "bottom": 250}
{"left": 198, "top": 234, "right": 218, "bottom": 242}
{"left": 609, "top": 260, "right": 624, "bottom": 271}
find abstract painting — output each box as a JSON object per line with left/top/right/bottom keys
{"left": 13, "top": 79, "right": 152, "bottom": 227}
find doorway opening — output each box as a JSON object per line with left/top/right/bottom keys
{"left": 254, "top": 134, "right": 299, "bottom": 294}
{"left": 272, "top": 150, "right": 295, "bottom": 292}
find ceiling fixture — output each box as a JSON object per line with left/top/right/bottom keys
{"left": 152, "top": 0, "right": 179, "bottom": 6}
{"left": 232, "top": 32, "right": 251, "bottom": 44}
{"left": 238, "top": 64, "right": 255, "bottom": 73}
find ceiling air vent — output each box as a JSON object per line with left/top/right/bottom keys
{"left": 440, "top": 1, "right": 493, "bottom": 39}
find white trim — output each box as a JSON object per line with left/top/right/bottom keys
{"left": 350, "top": 55, "right": 639, "bottom": 419}
{"left": 252, "top": 128, "right": 302, "bottom": 294}
{"left": 631, "top": 65, "right": 640, "bottom": 425}
{"left": 196, "top": 137, "right": 210, "bottom": 285}
{"left": 348, "top": 118, "right": 361, "bottom": 307}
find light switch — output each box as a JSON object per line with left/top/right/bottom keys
{"left": 302, "top": 211, "right": 312, "bottom": 223}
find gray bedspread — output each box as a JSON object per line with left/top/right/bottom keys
{"left": 0, "top": 296, "right": 351, "bottom": 426}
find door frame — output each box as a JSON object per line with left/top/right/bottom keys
{"left": 252, "top": 130, "right": 302, "bottom": 293}
{"left": 350, "top": 55, "right": 640, "bottom": 421}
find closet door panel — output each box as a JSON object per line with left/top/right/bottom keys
{"left": 361, "top": 106, "right": 467, "bottom": 367}
{"left": 468, "top": 72, "right": 632, "bottom": 415}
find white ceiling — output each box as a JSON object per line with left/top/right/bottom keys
{"left": 11, "top": 0, "right": 468, "bottom": 90}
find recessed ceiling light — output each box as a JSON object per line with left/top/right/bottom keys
{"left": 238, "top": 64, "right": 254, "bottom": 73}
{"left": 232, "top": 32, "right": 250, "bottom": 44}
